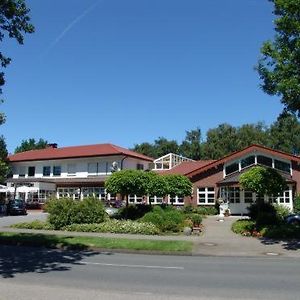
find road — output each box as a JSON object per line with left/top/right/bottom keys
{"left": 0, "top": 246, "right": 299, "bottom": 300}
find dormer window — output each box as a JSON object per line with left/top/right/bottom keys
{"left": 225, "top": 162, "right": 239, "bottom": 175}
{"left": 224, "top": 153, "right": 291, "bottom": 177}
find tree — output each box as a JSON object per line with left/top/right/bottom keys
{"left": 257, "top": 0, "right": 300, "bottom": 116}
{"left": 236, "top": 123, "right": 270, "bottom": 149}
{"left": 269, "top": 112, "right": 300, "bottom": 154}
{"left": 179, "top": 128, "right": 202, "bottom": 160}
{"left": 105, "top": 170, "right": 148, "bottom": 207}
{"left": 0, "top": 0, "right": 34, "bottom": 122}
{"left": 164, "top": 174, "right": 192, "bottom": 204}
{"left": 202, "top": 124, "right": 238, "bottom": 159}
{"left": 131, "top": 142, "right": 157, "bottom": 158}
{"left": 15, "top": 138, "right": 48, "bottom": 153}
{"left": 239, "top": 166, "right": 287, "bottom": 203}
{"left": 144, "top": 172, "right": 168, "bottom": 205}
{"left": 0, "top": 135, "right": 8, "bottom": 183}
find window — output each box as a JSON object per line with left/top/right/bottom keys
{"left": 244, "top": 191, "right": 255, "bottom": 204}
{"left": 225, "top": 162, "right": 239, "bottom": 175}
{"left": 198, "top": 187, "right": 215, "bottom": 205}
{"left": 274, "top": 159, "right": 290, "bottom": 173}
{"left": 67, "top": 164, "right": 76, "bottom": 175}
{"left": 53, "top": 166, "right": 61, "bottom": 176}
{"left": 128, "top": 195, "right": 143, "bottom": 204}
{"left": 88, "top": 163, "right": 97, "bottom": 174}
{"left": 257, "top": 155, "right": 272, "bottom": 167}
{"left": 228, "top": 187, "right": 240, "bottom": 203}
{"left": 28, "top": 166, "right": 35, "bottom": 177}
{"left": 43, "top": 166, "right": 51, "bottom": 176}
{"left": 169, "top": 196, "right": 184, "bottom": 205}
{"left": 19, "top": 166, "right": 26, "bottom": 177}
{"left": 241, "top": 156, "right": 255, "bottom": 169}
{"left": 136, "top": 163, "right": 144, "bottom": 170}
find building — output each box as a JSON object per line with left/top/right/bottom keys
{"left": 6, "top": 143, "right": 153, "bottom": 203}
{"left": 6, "top": 143, "right": 300, "bottom": 214}
{"left": 162, "top": 144, "right": 300, "bottom": 214}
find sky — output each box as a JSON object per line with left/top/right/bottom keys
{"left": 1, "top": 0, "right": 283, "bottom": 153}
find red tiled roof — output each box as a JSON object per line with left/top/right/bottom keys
{"left": 159, "top": 160, "right": 215, "bottom": 175}
{"left": 8, "top": 143, "right": 153, "bottom": 162}
{"left": 186, "top": 144, "right": 300, "bottom": 178}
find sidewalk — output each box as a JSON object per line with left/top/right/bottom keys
{"left": 1, "top": 214, "right": 300, "bottom": 258}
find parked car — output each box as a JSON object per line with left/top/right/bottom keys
{"left": 105, "top": 207, "right": 119, "bottom": 217}
{"left": 7, "top": 199, "right": 27, "bottom": 216}
{"left": 285, "top": 214, "right": 300, "bottom": 226}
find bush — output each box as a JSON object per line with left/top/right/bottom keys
{"left": 260, "top": 224, "right": 300, "bottom": 239}
{"left": 63, "top": 220, "right": 160, "bottom": 235}
{"left": 190, "top": 214, "right": 202, "bottom": 226}
{"left": 117, "top": 204, "right": 152, "bottom": 220}
{"left": 231, "top": 219, "right": 256, "bottom": 235}
{"left": 45, "top": 197, "right": 107, "bottom": 230}
{"left": 140, "top": 206, "right": 185, "bottom": 232}
{"left": 182, "top": 205, "right": 218, "bottom": 216}
{"left": 294, "top": 194, "right": 300, "bottom": 213}
{"left": 12, "top": 220, "right": 55, "bottom": 230}
{"left": 273, "top": 204, "right": 291, "bottom": 222}
{"left": 247, "top": 202, "right": 276, "bottom": 221}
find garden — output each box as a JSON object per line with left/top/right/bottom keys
{"left": 12, "top": 197, "right": 217, "bottom": 235}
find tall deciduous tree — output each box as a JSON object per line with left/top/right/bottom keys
{"left": 269, "top": 112, "right": 300, "bottom": 154}
{"left": 257, "top": 0, "right": 300, "bottom": 116}
{"left": 15, "top": 138, "right": 48, "bottom": 153}
{"left": 0, "top": 0, "right": 34, "bottom": 122}
{"left": 0, "top": 136, "right": 8, "bottom": 183}
{"left": 179, "top": 128, "right": 202, "bottom": 160}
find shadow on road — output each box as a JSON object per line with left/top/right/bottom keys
{"left": 259, "top": 238, "right": 300, "bottom": 251}
{"left": 0, "top": 245, "right": 101, "bottom": 278}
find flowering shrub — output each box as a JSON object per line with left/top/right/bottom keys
{"left": 63, "top": 219, "right": 160, "bottom": 235}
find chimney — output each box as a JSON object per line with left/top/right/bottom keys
{"left": 47, "top": 143, "right": 58, "bottom": 149}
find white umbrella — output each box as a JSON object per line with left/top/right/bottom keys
{"left": 17, "top": 186, "right": 38, "bottom": 193}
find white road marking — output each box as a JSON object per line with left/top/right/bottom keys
{"left": 80, "top": 261, "right": 184, "bottom": 270}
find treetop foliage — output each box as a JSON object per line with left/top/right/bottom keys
{"left": 0, "top": 0, "right": 34, "bottom": 122}
{"left": 14, "top": 138, "right": 48, "bottom": 153}
{"left": 257, "top": 0, "right": 300, "bottom": 115}
{"left": 132, "top": 113, "right": 300, "bottom": 160}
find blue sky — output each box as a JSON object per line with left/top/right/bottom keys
{"left": 1, "top": 0, "right": 282, "bottom": 153}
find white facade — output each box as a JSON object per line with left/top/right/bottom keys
{"left": 11, "top": 155, "right": 150, "bottom": 180}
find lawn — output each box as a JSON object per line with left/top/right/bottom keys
{"left": 0, "top": 232, "right": 193, "bottom": 253}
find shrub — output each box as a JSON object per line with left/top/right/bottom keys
{"left": 45, "top": 197, "right": 107, "bottom": 230}
{"left": 231, "top": 219, "right": 255, "bottom": 235}
{"left": 247, "top": 202, "right": 276, "bottom": 220}
{"left": 260, "top": 224, "right": 300, "bottom": 239}
{"left": 117, "top": 204, "right": 152, "bottom": 220}
{"left": 63, "top": 220, "right": 160, "bottom": 235}
{"left": 182, "top": 205, "right": 218, "bottom": 216}
{"left": 140, "top": 206, "right": 185, "bottom": 232}
{"left": 294, "top": 194, "right": 300, "bottom": 213}
{"left": 190, "top": 214, "right": 202, "bottom": 226}
{"left": 12, "top": 220, "right": 55, "bottom": 230}
{"left": 273, "top": 204, "right": 291, "bottom": 222}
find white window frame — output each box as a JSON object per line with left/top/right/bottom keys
{"left": 197, "top": 187, "right": 215, "bottom": 205}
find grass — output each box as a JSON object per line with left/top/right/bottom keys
{"left": 0, "top": 232, "right": 193, "bottom": 253}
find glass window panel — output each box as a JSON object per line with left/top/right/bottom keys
{"left": 28, "top": 166, "right": 35, "bottom": 177}
{"left": 67, "top": 164, "right": 76, "bottom": 174}
{"left": 43, "top": 166, "right": 51, "bottom": 176}
{"left": 53, "top": 166, "right": 61, "bottom": 176}
{"left": 88, "top": 163, "right": 97, "bottom": 174}
{"left": 257, "top": 155, "right": 272, "bottom": 167}
{"left": 274, "top": 160, "right": 290, "bottom": 173}
{"left": 241, "top": 156, "right": 255, "bottom": 169}
{"left": 225, "top": 162, "right": 239, "bottom": 175}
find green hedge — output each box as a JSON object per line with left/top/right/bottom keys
{"left": 45, "top": 197, "right": 107, "bottom": 229}
{"left": 12, "top": 220, "right": 55, "bottom": 230}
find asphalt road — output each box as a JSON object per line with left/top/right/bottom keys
{"left": 0, "top": 246, "right": 299, "bottom": 300}
{"left": 0, "top": 212, "right": 47, "bottom": 228}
